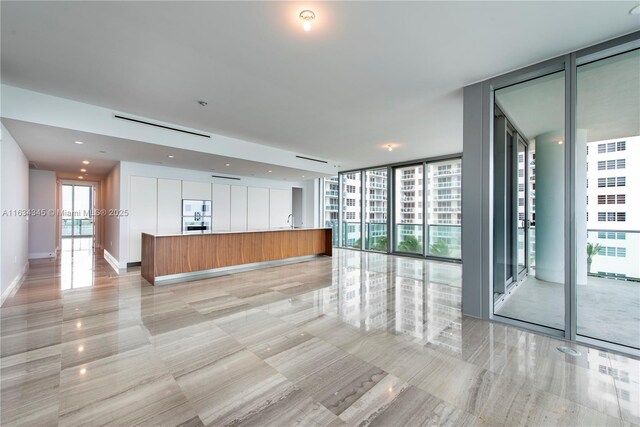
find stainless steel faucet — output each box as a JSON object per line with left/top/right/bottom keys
{"left": 287, "top": 214, "right": 294, "bottom": 229}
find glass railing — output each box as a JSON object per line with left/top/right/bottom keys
{"left": 365, "top": 222, "right": 388, "bottom": 252}
{"left": 331, "top": 221, "right": 462, "bottom": 261}
{"left": 427, "top": 224, "right": 461, "bottom": 259}
{"left": 62, "top": 218, "right": 94, "bottom": 237}
{"left": 586, "top": 229, "right": 640, "bottom": 281}
{"left": 325, "top": 221, "right": 339, "bottom": 246}
{"left": 395, "top": 224, "right": 423, "bottom": 254}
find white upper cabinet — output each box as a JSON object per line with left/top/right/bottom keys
{"left": 182, "top": 180, "right": 212, "bottom": 201}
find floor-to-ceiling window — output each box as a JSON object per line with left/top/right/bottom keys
{"left": 331, "top": 158, "right": 461, "bottom": 262}
{"left": 340, "top": 172, "right": 362, "bottom": 248}
{"left": 576, "top": 48, "right": 639, "bottom": 350}
{"left": 364, "top": 168, "right": 388, "bottom": 252}
{"left": 426, "top": 159, "right": 462, "bottom": 259}
{"left": 394, "top": 164, "right": 424, "bottom": 255}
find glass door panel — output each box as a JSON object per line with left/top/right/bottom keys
{"left": 394, "top": 165, "right": 424, "bottom": 254}
{"left": 577, "top": 48, "right": 639, "bottom": 349}
{"left": 493, "top": 70, "right": 565, "bottom": 332}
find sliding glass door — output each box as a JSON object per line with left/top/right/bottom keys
{"left": 61, "top": 184, "right": 94, "bottom": 238}
{"left": 483, "top": 32, "right": 639, "bottom": 355}
{"left": 492, "top": 70, "right": 565, "bottom": 332}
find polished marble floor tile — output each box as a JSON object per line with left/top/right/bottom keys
{"left": 1, "top": 241, "right": 637, "bottom": 426}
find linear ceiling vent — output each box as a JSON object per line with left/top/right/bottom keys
{"left": 211, "top": 175, "right": 241, "bottom": 181}
{"left": 113, "top": 114, "right": 211, "bottom": 138}
{"left": 296, "top": 155, "right": 328, "bottom": 164}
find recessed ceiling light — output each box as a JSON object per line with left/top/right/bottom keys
{"left": 82, "top": 160, "right": 90, "bottom": 164}
{"left": 387, "top": 144, "right": 394, "bottom": 152}
{"left": 168, "top": 155, "right": 174, "bottom": 159}
{"left": 630, "top": 4, "right": 640, "bottom": 14}
{"left": 300, "top": 10, "right": 315, "bottom": 32}
{"left": 74, "top": 141, "right": 84, "bottom": 145}
{"left": 78, "top": 176, "right": 84, "bottom": 179}
{"left": 80, "top": 168, "right": 87, "bottom": 172}
{"left": 225, "top": 163, "right": 230, "bottom": 167}
{"left": 268, "top": 170, "right": 272, "bottom": 173}
{"left": 302, "top": 175, "right": 305, "bottom": 178}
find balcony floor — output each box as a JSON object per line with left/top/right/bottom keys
{"left": 495, "top": 273, "right": 640, "bottom": 349}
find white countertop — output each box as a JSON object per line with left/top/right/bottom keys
{"left": 145, "top": 227, "right": 332, "bottom": 238}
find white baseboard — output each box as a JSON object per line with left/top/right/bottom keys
{"left": 103, "top": 249, "right": 121, "bottom": 274}
{"left": 1, "top": 261, "right": 29, "bottom": 306}
{"left": 29, "top": 251, "right": 56, "bottom": 259}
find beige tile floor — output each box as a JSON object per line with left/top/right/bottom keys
{"left": 1, "top": 238, "right": 638, "bottom": 426}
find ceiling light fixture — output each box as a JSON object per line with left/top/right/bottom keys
{"left": 630, "top": 4, "right": 640, "bottom": 14}
{"left": 80, "top": 168, "right": 87, "bottom": 172}
{"left": 82, "top": 160, "right": 90, "bottom": 164}
{"left": 225, "top": 163, "right": 230, "bottom": 167}
{"left": 387, "top": 144, "right": 394, "bottom": 152}
{"left": 299, "top": 10, "right": 315, "bottom": 32}
{"left": 78, "top": 176, "right": 84, "bottom": 179}
{"left": 268, "top": 170, "right": 272, "bottom": 173}
{"left": 75, "top": 141, "right": 84, "bottom": 145}
{"left": 168, "top": 155, "right": 174, "bottom": 159}
{"left": 197, "top": 100, "right": 208, "bottom": 107}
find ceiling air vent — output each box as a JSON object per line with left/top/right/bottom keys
{"left": 211, "top": 175, "right": 241, "bottom": 181}
{"left": 296, "top": 155, "right": 328, "bottom": 164}
{"left": 113, "top": 114, "right": 211, "bottom": 138}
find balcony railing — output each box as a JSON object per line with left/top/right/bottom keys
{"left": 432, "top": 168, "right": 461, "bottom": 177}
{"left": 433, "top": 182, "right": 461, "bottom": 189}
{"left": 587, "top": 229, "right": 640, "bottom": 281}
{"left": 62, "top": 218, "right": 94, "bottom": 237}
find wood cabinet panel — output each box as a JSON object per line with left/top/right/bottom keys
{"left": 141, "top": 229, "right": 332, "bottom": 285}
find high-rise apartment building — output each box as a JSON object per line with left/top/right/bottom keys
{"left": 587, "top": 136, "right": 640, "bottom": 280}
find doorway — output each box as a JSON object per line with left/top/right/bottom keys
{"left": 61, "top": 184, "right": 95, "bottom": 238}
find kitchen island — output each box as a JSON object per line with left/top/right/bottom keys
{"left": 141, "top": 228, "right": 332, "bottom": 285}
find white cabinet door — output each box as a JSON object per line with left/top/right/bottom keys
{"left": 247, "top": 187, "right": 270, "bottom": 230}
{"left": 269, "top": 189, "right": 291, "bottom": 229}
{"left": 129, "top": 176, "right": 157, "bottom": 263}
{"left": 230, "top": 185, "right": 248, "bottom": 231}
{"left": 182, "top": 180, "right": 211, "bottom": 200}
{"left": 212, "top": 183, "right": 231, "bottom": 231}
{"left": 157, "top": 178, "right": 182, "bottom": 235}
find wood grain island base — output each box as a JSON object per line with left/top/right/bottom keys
{"left": 141, "top": 228, "right": 332, "bottom": 285}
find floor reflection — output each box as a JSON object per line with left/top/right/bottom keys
{"left": 304, "top": 250, "right": 463, "bottom": 354}
{"left": 59, "top": 237, "right": 95, "bottom": 290}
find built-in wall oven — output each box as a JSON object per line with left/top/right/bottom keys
{"left": 182, "top": 199, "right": 212, "bottom": 233}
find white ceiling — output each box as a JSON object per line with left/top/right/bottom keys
{"left": 1, "top": 118, "right": 326, "bottom": 182}
{"left": 1, "top": 1, "right": 639, "bottom": 172}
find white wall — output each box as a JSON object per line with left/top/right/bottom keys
{"left": 118, "top": 161, "right": 317, "bottom": 267}
{"left": 1, "top": 124, "right": 30, "bottom": 303}
{"left": 28, "top": 169, "right": 57, "bottom": 259}
{"left": 103, "top": 163, "right": 121, "bottom": 270}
